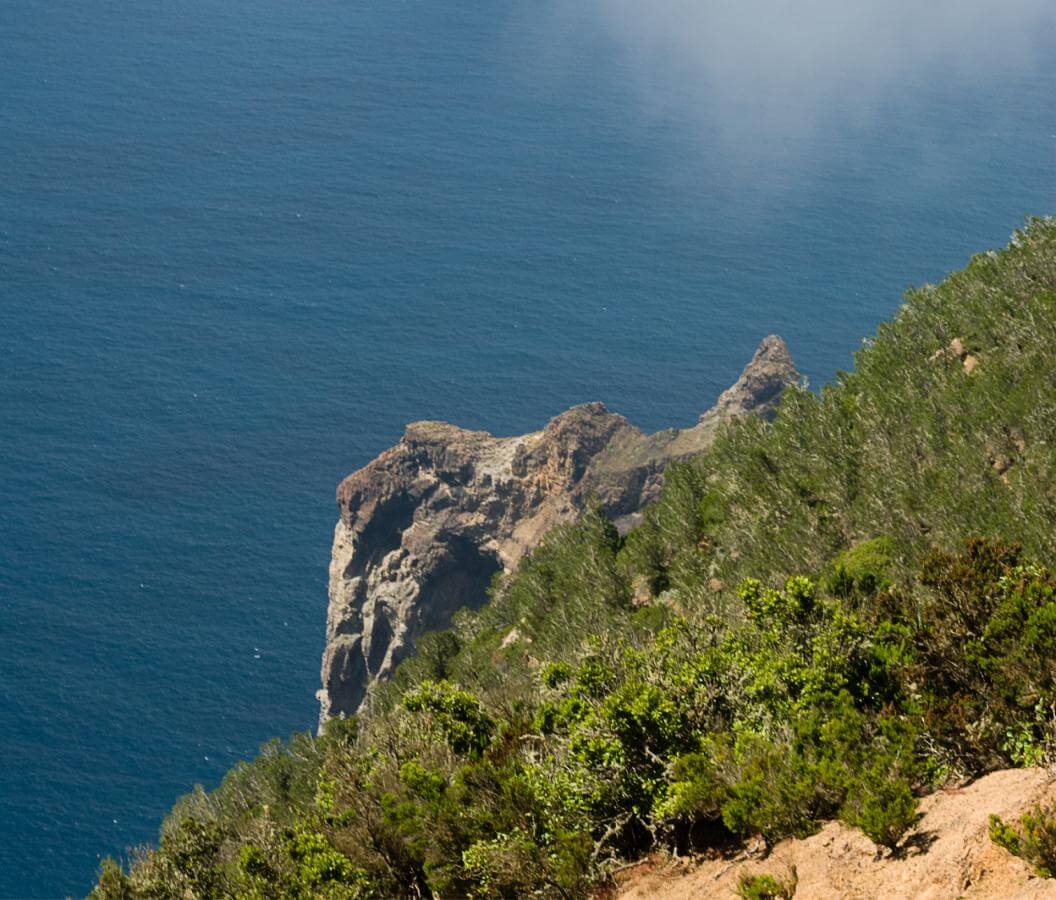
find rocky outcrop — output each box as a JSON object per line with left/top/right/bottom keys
{"left": 318, "top": 336, "right": 797, "bottom": 723}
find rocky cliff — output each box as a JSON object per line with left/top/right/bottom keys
{"left": 318, "top": 336, "right": 797, "bottom": 723}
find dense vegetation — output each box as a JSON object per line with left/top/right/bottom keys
{"left": 95, "top": 220, "right": 1056, "bottom": 897}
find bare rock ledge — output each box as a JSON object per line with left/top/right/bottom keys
{"left": 318, "top": 336, "right": 797, "bottom": 724}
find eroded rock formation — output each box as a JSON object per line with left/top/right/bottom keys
{"left": 318, "top": 336, "right": 797, "bottom": 723}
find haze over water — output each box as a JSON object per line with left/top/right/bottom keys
{"left": 2, "top": 1, "right": 1055, "bottom": 894}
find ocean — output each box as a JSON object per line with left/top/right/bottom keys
{"left": 1, "top": 0, "right": 1055, "bottom": 894}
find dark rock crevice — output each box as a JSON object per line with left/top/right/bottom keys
{"left": 342, "top": 489, "right": 420, "bottom": 580}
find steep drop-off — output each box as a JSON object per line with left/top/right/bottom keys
{"left": 318, "top": 336, "right": 797, "bottom": 721}
{"left": 94, "top": 221, "right": 1056, "bottom": 900}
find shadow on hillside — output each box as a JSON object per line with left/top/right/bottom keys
{"left": 892, "top": 829, "right": 939, "bottom": 859}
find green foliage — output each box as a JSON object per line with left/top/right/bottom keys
{"left": 736, "top": 869, "right": 798, "bottom": 899}
{"left": 840, "top": 766, "right": 919, "bottom": 851}
{"left": 96, "top": 222, "right": 1056, "bottom": 897}
{"left": 826, "top": 537, "right": 895, "bottom": 597}
{"left": 460, "top": 827, "right": 590, "bottom": 899}
{"left": 718, "top": 734, "right": 823, "bottom": 842}
{"left": 92, "top": 859, "right": 133, "bottom": 900}
{"left": 90, "top": 818, "right": 229, "bottom": 898}
{"left": 392, "top": 630, "right": 464, "bottom": 687}
{"left": 895, "top": 540, "right": 1056, "bottom": 773}
{"left": 402, "top": 680, "right": 494, "bottom": 757}
{"left": 989, "top": 813, "right": 1021, "bottom": 854}
{"left": 286, "top": 827, "right": 370, "bottom": 896}
{"left": 540, "top": 661, "right": 574, "bottom": 689}
{"left": 629, "top": 219, "right": 1056, "bottom": 606}
{"left": 989, "top": 804, "right": 1056, "bottom": 878}
{"left": 620, "top": 461, "right": 722, "bottom": 597}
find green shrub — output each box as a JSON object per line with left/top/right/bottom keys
{"left": 91, "top": 859, "right": 133, "bottom": 900}
{"left": 736, "top": 869, "right": 798, "bottom": 899}
{"left": 901, "top": 540, "right": 1056, "bottom": 772}
{"left": 989, "top": 804, "right": 1056, "bottom": 877}
{"left": 287, "top": 826, "right": 371, "bottom": 895}
{"left": 840, "top": 769, "right": 919, "bottom": 851}
{"left": 653, "top": 750, "right": 726, "bottom": 824}
{"left": 720, "top": 734, "right": 822, "bottom": 842}
{"left": 827, "top": 537, "right": 895, "bottom": 597}
{"left": 402, "top": 680, "right": 494, "bottom": 757}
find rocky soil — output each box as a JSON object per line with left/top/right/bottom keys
{"left": 616, "top": 768, "right": 1056, "bottom": 899}
{"left": 318, "top": 336, "right": 798, "bottom": 723}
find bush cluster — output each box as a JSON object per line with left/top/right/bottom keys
{"left": 94, "top": 531, "right": 1056, "bottom": 898}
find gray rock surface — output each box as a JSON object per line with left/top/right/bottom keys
{"left": 318, "top": 336, "right": 797, "bottom": 723}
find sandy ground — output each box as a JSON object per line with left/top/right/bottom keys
{"left": 617, "top": 768, "right": 1056, "bottom": 899}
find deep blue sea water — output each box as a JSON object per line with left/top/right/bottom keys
{"left": 2, "top": 1, "right": 1056, "bottom": 895}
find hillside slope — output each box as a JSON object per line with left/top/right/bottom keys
{"left": 619, "top": 768, "right": 1056, "bottom": 899}
{"left": 94, "top": 220, "right": 1056, "bottom": 899}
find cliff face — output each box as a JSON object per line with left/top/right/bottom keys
{"left": 318, "top": 336, "right": 797, "bottom": 723}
